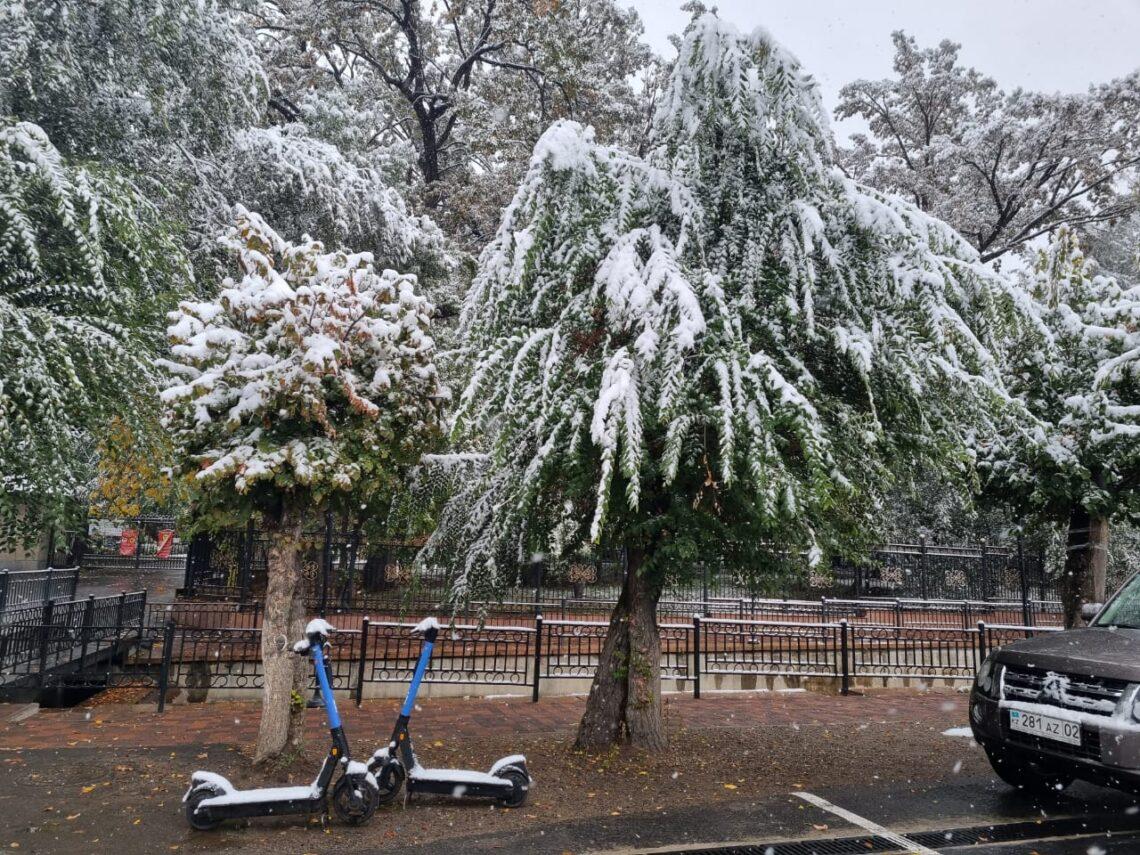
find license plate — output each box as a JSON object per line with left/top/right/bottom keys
{"left": 1008, "top": 708, "right": 1081, "bottom": 746}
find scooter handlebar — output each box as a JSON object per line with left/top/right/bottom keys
{"left": 411, "top": 616, "right": 441, "bottom": 642}
{"left": 291, "top": 618, "right": 337, "bottom": 654}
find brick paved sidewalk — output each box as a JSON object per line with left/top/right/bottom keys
{"left": 0, "top": 688, "right": 967, "bottom": 751}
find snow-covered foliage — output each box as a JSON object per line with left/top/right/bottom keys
{"left": 251, "top": 0, "right": 654, "bottom": 248}
{"left": 979, "top": 227, "right": 1140, "bottom": 522}
{"left": 0, "top": 0, "right": 264, "bottom": 165}
{"left": 215, "top": 125, "right": 452, "bottom": 276}
{"left": 421, "top": 16, "right": 1038, "bottom": 603}
{"left": 838, "top": 33, "right": 1140, "bottom": 262}
{"left": 0, "top": 121, "right": 187, "bottom": 544}
{"left": 161, "top": 209, "right": 444, "bottom": 526}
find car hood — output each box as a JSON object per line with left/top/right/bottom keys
{"left": 997, "top": 627, "right": 1140, "bottom": 683}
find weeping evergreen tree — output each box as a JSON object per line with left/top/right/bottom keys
{"left": 0, "top": 121, "right": 186, "bottom": 545}
{"left": 426, "top": 15, "right": 1040, "bottom": 749}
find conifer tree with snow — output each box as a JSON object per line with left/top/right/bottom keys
{"left": 0, "top": 121, "right": 187, "bottom": 546}
{"left": 162, "top": 209, "right": 443, "bottom": 761}
{"left": 980, "top": 228, "right": 1140, "bottom": 626}
{"left": 425, "top": 15, "right": 1039, "bottom": 749}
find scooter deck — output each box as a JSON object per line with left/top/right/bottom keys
{"left": 196, "top": 792, "right": 327, "bottom": 822}
{"left": 407, "top": 770, "right": 514, "bottom": 799}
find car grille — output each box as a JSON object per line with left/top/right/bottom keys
{"left": 1001, "top": 667, "right": 1127, "bottom": 717}
{"left": 1002, "top": 711, "right": 1102, "bottom": 762}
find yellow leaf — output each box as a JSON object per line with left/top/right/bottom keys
{"left": 80, "top": 785, "right": 95, "bottom": 794}
{"left": 66, "top": 814, "right": 81, "bottom": 821}
{"left": 723, "top": 783, "right": 737, "bottom": 790}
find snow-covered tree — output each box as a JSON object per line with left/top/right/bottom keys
{"left": 250, "top": 0, "right": 653, "bottom": 247}
{"left": 209, "top": 126, "right": 455, "bottom": 286}
{"left": 0, "top": 121, "right": 187, "bottom": 547}
{"left": 424, "top": 16, "right": 1038, "bottom": 749}
{"left": 161, "top": 209, "right": 443, "bottom": 761}
{"left": 1, "top": 0, "right": 264, "bottom": 167}
{"left": 978, "top": 227, "right": 1140, "bottom": 625}
{"left": 837, "top": 33, "right": 1140, "bottom": 262}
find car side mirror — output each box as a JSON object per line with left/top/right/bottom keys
{"left": 1080, "top": 602, "right": 1103, "bottom": 622}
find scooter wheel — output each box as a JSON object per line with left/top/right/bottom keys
{"left": 496, "top": 767, "right": 529, "bottom": 808}
{"left": 374, "top": 762, "right": 405, "bottom": 805}
{"left": 185, "top": 786, "right": 224, "bottom": 831}
{"left": 331, "top": 775, "right": 378, "bottom": 826}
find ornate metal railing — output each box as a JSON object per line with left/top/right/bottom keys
{"left": 0, "top": 568, "right": 80, "bottom": 613}
{"left": 2, "top": 600, "right": 1064, "bottom": 706}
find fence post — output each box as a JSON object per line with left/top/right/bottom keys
{"left": 239, "top": 520, "right": 254, "bottom": 603}
{"left": 320, "top": 511, "right": 333, "bottom": 617}
{"left": 693, "top": 615, "right": 701, "bottom": 699}
{"left": 136, "top": 590, "right": 148, "bottom": 643}
{"left": 894, "top": 599, "right": 902, "bottom": 628}
{"left": 820, "top": 597, "right": 828, "bottom": 624}
{"left": 919, "top": 536, "right": 928, "bottom": 599}
{"left": 701, "top": 563, "right": 710, "bottom": 616}
{"left": 839, "top": 619, "right": 850, "bottom": 696}
{"left": 977, "top": 620, "right": 987, "bottom": 668}
{"left": 532, "top": 614, "right": 543, "bottom": 703}
{"left": 134, "top": 516, "right": 143, "bottom": 575}
{"left": 113, "top": 592, "right": 126, "bottom": 643}
{"left": 38, "top": 599, "right": 55, "bottom": 688}
{"left": 157, "top": 620, "right": 176, "bottom": 713}
{"left": 356, "top": 618, "right": 370, "bottom": 708}
{"left": 1017, "top": 533, "right": 1031, "bottom": 628}
{"left": 77, "top": 595, "right": 95, "bottom": 671}
{"left": 0, "top": 570, "right": 7, "bottom": 612}
{"left": 42, "top": 568, "right": 53, "bottom": 604}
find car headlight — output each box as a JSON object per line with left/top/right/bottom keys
{"left": 975, "top": 654, "right": 999, "bottom": 696}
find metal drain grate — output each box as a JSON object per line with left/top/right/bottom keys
{"left": 644, "top": 836, "right": 904, "bottom": 854}
{"left": 907, "top": 813, "right": 1140, "bottom": 848}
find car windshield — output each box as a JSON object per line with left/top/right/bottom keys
{"left": 1094, "top": 574, "right": 1140, "bottom": 628}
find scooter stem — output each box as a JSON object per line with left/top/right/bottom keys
{"left": 401, "top": 625, "right": 438, "bottom": 717}
{"left": 312, "top": 643, "right": 342, "bottom": 730}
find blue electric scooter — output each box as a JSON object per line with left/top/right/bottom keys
{"left": 368, "top": 617, "right": 530, "bottom": 806}
{"left": 183, "top": 619, "right": 379, "bottom": 829}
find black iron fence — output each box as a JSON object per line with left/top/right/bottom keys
{"left": 0, "top": 596, "right": 1059, "bottom": 706}
{"left": 82, "top": 515, "right": 187, "bottom": 573}
{"left": 182, "top": 523, "right": 1056, "bottom": 619}
{"left": 0, "top": 592, "right": 147, "bottom": 685}
{"left": 0, "top": 568, "right": 79, "bottom": 613}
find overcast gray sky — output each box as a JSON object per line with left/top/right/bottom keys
{"left": 626, "top": 0, "right": 1140, "bottom": 136}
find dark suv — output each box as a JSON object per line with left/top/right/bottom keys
{"left": 970, "top": 575, "right": 1140, "bottom": 795}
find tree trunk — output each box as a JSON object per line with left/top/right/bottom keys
{"left": 575, "top": 548, "right": 665, "bottom": 751}
{"left": 254, "top": 504, "right": 308, "bottom": 764}
{"left": 1060, "top": 506, "right": 1110, "bottom": 629}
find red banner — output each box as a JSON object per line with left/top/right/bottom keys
{"left": 119, "top": 528, "right": 139, "bottom": 556}
{"left": 156, "top": 529, "right": 175, "bottom": 559}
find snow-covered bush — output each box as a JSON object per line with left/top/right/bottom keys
{"left": 425, "top": 15, "right": 1042, "bottom": 748}
{"left": 0, "top": 121, "right": 187, "bottom": 546}
{"left": 161, "top": 207, "right": 444, "bottom": 527}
